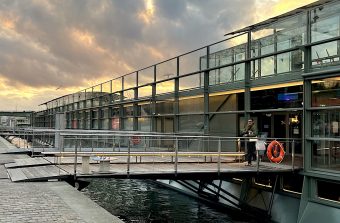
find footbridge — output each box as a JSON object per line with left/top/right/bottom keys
{"left": 0, "top": 129, "right": 303, "bottom": 220}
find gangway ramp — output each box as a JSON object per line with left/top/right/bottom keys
{"left": 6, "top": 157, "right": 70, "bottom": 182}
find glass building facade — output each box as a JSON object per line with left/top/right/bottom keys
{"left": 34, "top": 0, "right": 340, "bottom": 218}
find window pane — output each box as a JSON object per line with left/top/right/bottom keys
{"left": 312, "top": 110, "right": 340, "bottom": 138}
{"left": 179, "top": 115, "right": 204, "bottom": 133}
{"left": 317, "top": 180, "right": 340, "bottom": 202}
{"left": 251, "top": 85, "right": 303, "bottom": 110}
{"left": 179, "top": 96, "right": 203, "bottom": 114}
{"left": 312, "top": 78, "right": 340, "bottom": 107}
{"left": 156, "top": 80, "right": 174, "bottom": 95}
{"left": 312, "top": 140, "right": 340, "bottom": 171}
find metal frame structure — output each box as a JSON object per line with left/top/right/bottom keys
{"left": 32, "top": 0, "right": 340, "bottom": 221}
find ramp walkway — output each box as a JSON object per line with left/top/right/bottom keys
{"left": 0, "top": 136, "right": 123, "bottom": 223}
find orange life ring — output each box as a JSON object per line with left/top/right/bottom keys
{"left": 266, "top": 140, "right": 285, "bottom": 163}
{"left": 131, "top": 136, "right": 141, "bottom": 145}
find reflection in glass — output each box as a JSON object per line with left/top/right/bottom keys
{"left": 251, "top": 85, "right": 303, "bottom": 110}
{"left": 312, "top": 140, "right": 340, "bottom": 172}
{"left": 155, "top": 100, "right": 174, "bottom": 115}
{"left": 312, "top": 110, "right": 340, "bottom": 138}
{"left": 124, "top": 73, "right": 136, "bottom": 88}
{"left": 179, "top": 74, "right": 202, "bottom": 91}
{"left": 312, "top": 78, "right": 340, "bottom": 107}
{"left": 138, "top": 118, "right": 151, "bottom": 131}
{"left": 312, "top": 41, "right": 339, "bottom": 68}
{"left": 123, "top": 118, "right": 133, "bottom": 131}
{"left": 209, "top": 93, "right": 241, "bottom": 112}
{"left": 311, "top": 3, "right": 340, "bottom": 43}
{"left": 179, "top": 115, "right": 204, "bottom": 133}
{"left": 156, "top": 59, "right": 177, "bottom": 82}
{"left": 156, "top": 80, "right": 174, "bottom": 95}
{"left": 179, "top": 96, "right": 204, "bottom": 114}
{"left": 139, "top": 67, "right": 154, "bottom": 86}
{"left": 138, "top": 85, "right": 152, "bottom": 98}
{"left": 179, "top": 48, "right": 206, "bottom": 75}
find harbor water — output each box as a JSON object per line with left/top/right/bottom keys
{"left": 82, "top": 179, "right": 250, "bottom": 223}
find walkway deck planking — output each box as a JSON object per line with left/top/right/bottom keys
{"left": 5, "top": 157, "right": 52, "bottom": 168}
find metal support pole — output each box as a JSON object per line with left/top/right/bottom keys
{"left": 175, "top": 137, "right": 178, "bottom": 176}
{"left": 256, "top": 150, "right": 260, "bottom": 173}
{"left": 218, "top": 138, "right": 221, "bottom": 175}
{"left": 127, "top": 137, "right": 131, "bottom": 175}
{"left": 268, "top": 175, "right": 279, "bottom": 216}
{"left": 74, "top": 137, "right": 78, "bottom": 182}
{"left": 292, "top": 139, "right": 295, "bottom": 171}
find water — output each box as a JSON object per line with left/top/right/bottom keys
{"left": 82, "top": 179, "right": 247, "bottom": 223}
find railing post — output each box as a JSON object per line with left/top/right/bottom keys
{"left": 292, "top": 139, "right": 295, "bottom": 171}
{"left": 31, "top": 130, "right": 35, "bottom": 157}
{"left": 175, "top": 137, "right": 178, "bottom": 176}
{"left": 127, "top": 136, "right": 131, "bottom": 175}
{"left": 74, "top": 137, "right": 78, "bottom": 183}
{"left": 256, "top": 150, "right": 260, "bottom": 173}
{"left": 218, "top": 138, "right": 221, "bottom": 176}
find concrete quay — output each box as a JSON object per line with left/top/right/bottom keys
{"left": 0, "top": 136, "right": 123, "bottom": 223}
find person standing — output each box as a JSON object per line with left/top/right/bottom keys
{"left": 241, "top": 118, "right": 258, "bottom": 166}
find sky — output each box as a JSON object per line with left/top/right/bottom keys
{"left": 0, "top": 0, "right": 317, "bottom": 111}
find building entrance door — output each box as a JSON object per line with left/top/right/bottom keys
{"left": 257, "top": 112, "right": 302, "bottom": 155}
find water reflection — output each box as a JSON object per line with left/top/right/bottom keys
{"left": 82, "top": 179, "right": 239, "bottom": 223}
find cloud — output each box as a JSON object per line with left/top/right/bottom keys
{"left": 0, "top": 0, "right": 316, "bottom": 111}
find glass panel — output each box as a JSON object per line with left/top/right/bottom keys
{"left": 85, "top": 88, "right": 92, "bottom": 100}
{"left": 317, "top": 180, "right": 340, "bottom": 202}
{"left": 111, "top": 117, "right": 120, "bottom": 130}
{"left": 312, "top": 77, "right": 340, "bottom": 107}
{"left": 209, "top": 34, "right": 247, "bottom": 70}
{"left": 112, "top": 78, "right": 122, "bottom": 92}
{"left": 79, "top": 90, "right": 85, "bottom": 101}
{"left": 100, "top": 119, "right": 109, "bottom": 130}
{"left": 139, "top": 67, "right": 154, "bottom": 86}
{"left": 179, "top": 73, "right": 202, "bottom": 91}
{"left": 179, "top": 96, "right": 204, "bottom": 114}
{"left": 179, "top": 115, "right": 204, "bottom": 133}
{"left": 235, "top": 62, "right": 245, "bottom": 81}
{"left": 312, "top": 109, "right": 340, "bottom": 138}
{"left": 251, "top": 85, "right": 303, "bottom": 110}
{"left": 111, "top": 107, "right": 120, "bottom": 117}
{"left": 156, "top": 59, "right": 177, "bottom": 81}
{"left": 312, "top": 140, "right": 340, "bottom": 171}
{"left": 124, "top": 72, "right": 136, "bottom": 88}
{"left": 93, "top": 97, "right": 100, "bottom": 107}
{"left": 209, "top": 93, "right": 243, "bottom": 112}
{"left": 156, "top": 80, "right": 174, "bottom": 95}
{"left": 112, "top": 92, "right": 121, "bottom": 103}
{"left": 155, "top": 116, "right": 174, "bottom": 133}
{"left": 138, "top": 118, "right": 151, "bottom": 131}
{"left": 138, "top": 85, "right": 152, "bottom": 98}
{"left": 123, "top": 105, "right": 134, "bottom": 117}
{"left": 312, "top": 41, "right": 340, "bottom": 68}
{"left": 252, "top": 13, "right": 306, "bottom": 51}
{"left": 123, "top": 89, "right": 134, "bottom": 100}
{"left": 261, "top": 56, "right": 275, "bottom": 76}
{"left": 311, "top": 3, "right": 340, "bottom": 43}
{"left": 123, "top": 118, "right": 133, "bottom": 130}
{"left": 137, "top": 103, "right": 152, "bottom": 116}
{"left": 155, "top": 99, "right": 174, "bottom": 115}
{"left": 209, "top": 114, "right": 238, "bottom": 136}
{"left": 209, "top": 66, "right": 233, "bottom": 85}
{"left": 282, "top": 175, "right": 303, "bottom": 194}
{"left": 179, "top": 48, "right": 207, "bottom": 75}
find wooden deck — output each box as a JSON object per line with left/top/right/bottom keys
{"left": 5, "top": 155, "right": 300, "bottom": 182}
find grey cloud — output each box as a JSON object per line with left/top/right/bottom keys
{"left": 0, "top": 0, "right": 256, "bottom": 90}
